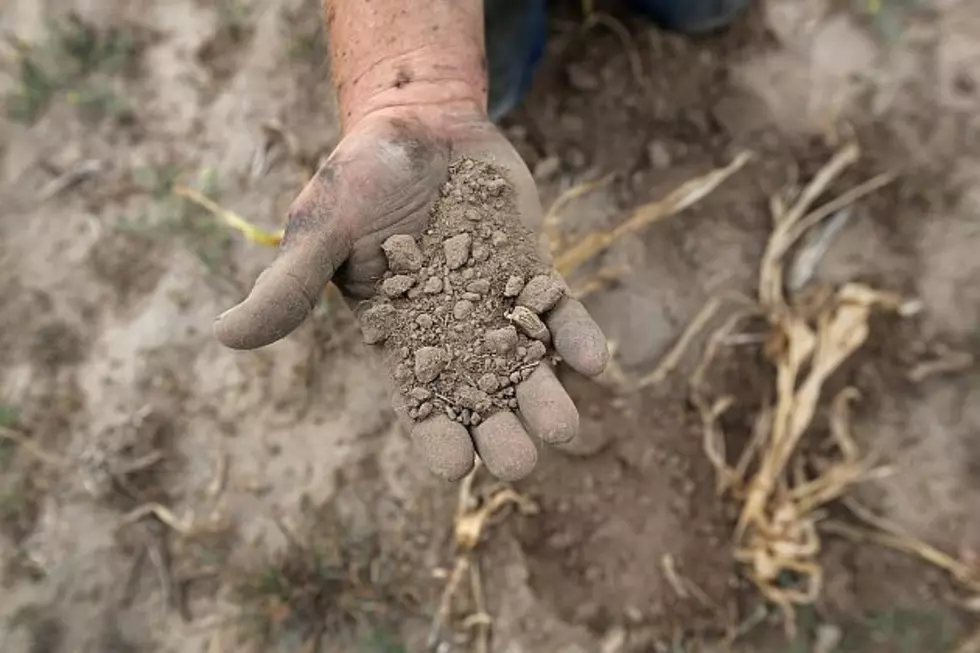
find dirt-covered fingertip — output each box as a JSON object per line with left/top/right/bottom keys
{"left": 546, "top": 298, "right": 609, "bottom": 377}
{"left": 516, "top": 366, "right": 579, "bottom": 445}
{"left": 411, "top": 416, "right": 475, "bottom": 482}
{"left": 471, "top": 411, "right": 538, "bottom": 482}
{"left": 214, "top": 265, "right": 314, "bottom": 350}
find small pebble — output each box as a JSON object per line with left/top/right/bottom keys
{"left": 509, "top": 372, "right": 522, "bottom": 385}
{"left": 394, "top": 363, "right": 413, "bottom": 382}
{"left": 647, "top": 140, "right": 672, "bottom": 170}
{"left": 498, "top": 375, "right": 512, "bottom": 388}
{"left": 382, "top": 274, "right": 415, "bottom": 298}
{"left": 456, "top": 385, "right": 492, "bottom": 413}
{"left": 400, "top": 347, "right": 411, "bottom": 359}
{"left": 470, "top": 412, "right": 482, "bottom": 426}
{"left": 477, "top": 373, "right": 500, "bottom": 394}
{"left": 490, "top": 231, "right": 508, "bottom": 246}
{"left": 462, "top": 268, "right": 475, "bottom": 280}
{"left": 517, "top": 274, "right": 564, "bottom": 313}
{"left": 446, "top": 406, "right": 458, "bottom": 420}
{"left": 414, "top": 347, "right": 449, "bottom": 383}
{"left": 444, "top": 233, "right": 472, "bottom": 270}
{"left": 462, "top": 292, "right": 481, "bottom": 302}
{"left": 472, "top": 245, "right": 490, "bottom": 263}
{"left": 416, "top": 314, "right": 434, "bottom": 329}
{"left": 423, "top": 277, "right": 443, "bottom": 294}
{"left": 465, "top": 209, "right": 481, "bottom": 221}
{"left": 485, "top": 326, "right": 519, "bottom": 354}
{"left": 453, "top": 300, "right": 475, "bottom": 319}
{"left": 359, "top": 303, "right": 395, "bottom": 344}
{"left": 525, "top": 340, "right": 547, "bottom": 362}
{"left": 460, "top": 409, "right": 472, "bottom": 426}
{"left": 507, "top": 398, "right": 519, "bottom": 409}
{"left": 503, "top": 275, "right": 525, "bottom": 298}
{"left": 409, "top": 408, "right": 419, "bottom": 419}
{"left": 466, "top": 279, "right": 490, "bottom": 295}
{"left": 407, "top": 288, "right": 421, "bottom": 299}
{"left": 503, "top": 387, "right": 516, "bottom": 397}
{"left": 417, "top": 402, "right": 433, "bottom": 420}
{"left": 517, "top": 346, "right": 527, "bottom": 358}
{"left": 409, "top": 387, "right": 432, "bottom": 402}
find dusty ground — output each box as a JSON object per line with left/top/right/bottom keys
{"left": 1, "top": 0, "right": 979, "bottom": 652}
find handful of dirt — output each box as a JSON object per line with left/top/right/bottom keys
{"left": 357, "top": 158, "right": 565, "bottom": 427}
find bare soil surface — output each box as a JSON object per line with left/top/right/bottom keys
{"left": 2, "top": 1, "right": 980, "bottom": 652}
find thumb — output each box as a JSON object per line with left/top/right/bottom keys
{"left": 214, "top": 180, "right": 351, "bottom": 349}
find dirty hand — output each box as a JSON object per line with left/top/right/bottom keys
{"left": 214, "top": 0, "right": 607, "bottom": 482}
{"left": 213, "top": 108, "right": 608, "bottom": 481}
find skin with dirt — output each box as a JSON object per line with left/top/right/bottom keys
{"left": 362, "top": 158, "right": 562, "bottom": 428}
{"left": 2, "top": 1, "right": 980, "bottom": 653}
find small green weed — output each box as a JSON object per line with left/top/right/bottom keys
{"left": 280, "top": 0, "right": 327, "bottom": 66}
{"left": 840, "top": 606, "right": 960, "bottom": 653}
{"left": 217, "top": 0, "right": 254, "bottom": 45}
{"left": 0, "top": 404, "right": 18, "bottom": 471}
{"left": 854, "top": 0, "right": 922, "bottom": 43}
{"left": 233, "top": 504, "right": 411, "bottom": 652}
{"left": 6, "top": 14, "right": 147, "bottom": 124}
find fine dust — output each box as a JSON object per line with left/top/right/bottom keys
{"left": 357, "top": 158, "right": 565, "bottom": 427}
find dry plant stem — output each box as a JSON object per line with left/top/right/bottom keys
{"left": 427, "top": 555, "right": 471, "bottom": 651}
{"left": 555, "top": 151, "right": 753, "bottom": 277}
{"left": 907, "top": 348, "right": 976, "bottom": 382}
{"left": 571, "top": 264, "right": 631, "bottom": 299}
{"left": 0, "top": 425, "right": 68, "bottom": 467}
{"left": 119, "top": 502, "right": 196, "bottom": 534}
{"left": 173, "top": 185, "right": 285, "bottom": 247}
{"left": 543, "top": 173, "right": 615, "bottom": 251}
{"left": 759, "top": 143, "right": 860, "bottom": 309}
{"left": 429, "top": 461, "right": 538, "bottom": 651}
{"left": 638, "top": 291, "right": 755, "bottom": 389}
{"left": 841, "top": 498, "right": 980, "bottom": 587}
{"left": 661, "top": 553, "right": 718, "bottom": 613}
{"left": 469, "top": 561, "right": 491, "bottom": 653}
{"left": 739, "top": 285, "right": 894, "bottom": 538}
{"left": 583, "top": 12, "right": 644, "bottom": 90}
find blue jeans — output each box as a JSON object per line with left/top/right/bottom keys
{"left": 486, "top": 0, "right": 749, "bottom": 120}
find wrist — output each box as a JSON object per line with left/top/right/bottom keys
{"left": 325, "top": 0, "right": 488, "bottom": 134}
{"left": 337, "top": 53, "right": 488, "bottom": 134}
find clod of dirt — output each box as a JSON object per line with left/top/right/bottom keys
{"left": 414, "top": 346, "right": 449, "bottom": 384}
{"left": 504, "top": 274, "right": 525, "bottom": 297}
{"left": 359, "top": 303, "right": 395, "bottom": 345}
{"left": 358, "top": 158, "right": 562, "bottom": 423}
{"left": 382, "top": 234, "right": 424, "bottom": 273}
{"left": 517, "top": 274, "right": 564, "bottom": 313}
{"left": 444, "top": 234, "right": 472, "bottom": 270}
{"left": 381, "top": 275, "right": 415, "bottom": 298}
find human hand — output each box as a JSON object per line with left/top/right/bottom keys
{"left": 214, "top": 106, "right": 608, "bottom": 482}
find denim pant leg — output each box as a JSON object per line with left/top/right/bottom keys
{"left": 484, "top": 0, "right": 749, "bottom": 120}
{"left": 485, "top": 0, "right": 548, "bottom": 121}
